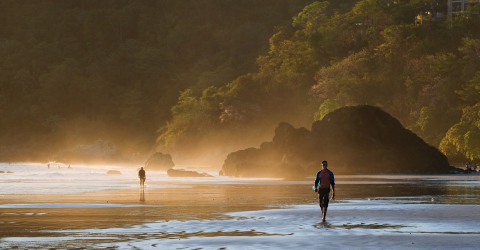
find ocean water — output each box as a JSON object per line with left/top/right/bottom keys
{"left": 2, "top": 162, "right": 480, "bottom": 198}
{"left": 0, "top": 163, "right": 193, "bottom": 195}
{"left": 0, "top": 163, "right": 289, "bottom": 195}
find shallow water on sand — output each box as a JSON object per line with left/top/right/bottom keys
{"left": 1, "top": 163, "right": 480, "bottom": 249}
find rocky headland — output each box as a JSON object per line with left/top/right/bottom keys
{"left": 219, "top": 105, "right": 453, "bottom": 178}
{"left": 144, "top": 152, "right": 175, "bottom": 171}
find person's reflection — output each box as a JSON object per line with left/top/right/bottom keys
{"left": 313, "top": 222, "right": 332, "bottom": 229}
{"left": 140, "top": 188, "right": 145, "bottom": 202}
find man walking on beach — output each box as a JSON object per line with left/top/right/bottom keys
{"left": 314, "top": 160, "right": 335, "bottom": 222}
{"left": 138, "top": 167, "right": 146, "bottom": 188}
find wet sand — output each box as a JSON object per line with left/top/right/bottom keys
{"left": 0, "top": 182, "right": 317, "bottom": 237}
{"left": 1, "top": 176, "right": 480, "bottom": 249}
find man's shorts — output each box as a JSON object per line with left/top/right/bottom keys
{"left": 317, "top": 188, "right": 330, "bottom": 208}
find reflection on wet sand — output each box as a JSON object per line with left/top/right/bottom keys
{"left": 1, "top": 175, "right": 480, "bottom": 248}
{"left": 140, "top": 188, "right": 145, "bottom": 202}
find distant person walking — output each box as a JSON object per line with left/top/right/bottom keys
{"left": 314, "top": 160, "right": 335, "bottom": 222}
{"left": 138, "top": 167, "right": 146, "bottom": 188}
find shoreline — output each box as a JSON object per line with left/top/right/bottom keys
{"left": 2, "top": 201, "right": 480, "bottom": 249}
{"left": 1, "top": 174, "right": 480, "bottom": 248}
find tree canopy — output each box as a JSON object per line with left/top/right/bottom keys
{"left": 2, "top": 0, "right": 480, "bottom": 164}
{"left": 158, "top": 0, "right": 480, "bottom": 164}
{"left": 0, "top": 0, "right": 329, "bottom": 162}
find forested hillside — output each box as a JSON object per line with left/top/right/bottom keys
{"left": 159, "top": 0, "right": 480, "bottom": 164}
{"left": 2, "top": 0, "right": 480, "bottom": 164}
{"left": 0, "top": 0, "right": 352, "bottom": 162}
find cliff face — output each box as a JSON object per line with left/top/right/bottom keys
{"left": 219, "top": 105, "right": 453, "bottom": 177}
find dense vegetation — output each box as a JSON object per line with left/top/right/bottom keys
{"left": 1, "top": 0, "right": 480, "bottom": 164}
{"left": 0, "top": 0, "right": 344, "bottom": 162}
{"left": 161, "top": 0, "right": 480, "bottom": 164}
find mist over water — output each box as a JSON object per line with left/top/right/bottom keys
{"left": 0, "top": 163, "right": 215, "bottom": 195}
{"left": 0, "top": 163, "right": 142, "bottom": 195}
{"left": 0, "top": 163, "right": 290, "bottom": 196}
{"left": 2, "top": 162, "right": 480, "bottom": 202}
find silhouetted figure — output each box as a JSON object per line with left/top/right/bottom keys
{"left": 58, "top": 165, "right": 60, "bottom": 169}
{"left": 467, "top": 162, "right": 472, "bottom": 173}
{"left": 314, "top": 160, "right": 335, "bottom": 222}
{"left": 47, "top": 164, "right": 50, "bottom": 169}
{"left": 138, "top": 167, "right": 146, "bottom": 188}
{"left": 68, "top": 165, "right": 72, "bottom": 169}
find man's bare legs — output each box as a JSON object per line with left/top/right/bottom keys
{"left": 322, "top": 207, "right": 328, "bottom": 222}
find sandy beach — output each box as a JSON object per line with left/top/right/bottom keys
{"left": 4, "top": 1, "right": 480, "bottom": 249}
{"left": 1, "top": 163, "right": 480, "bottom": 249}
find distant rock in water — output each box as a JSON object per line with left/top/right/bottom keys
{"left": 106, "top": 170, "right": 121, "bottom": 175}
{"left": 219, "top": 105, "right": 453, "bottom": 177}
{"left": 144, "top": 152, "right": 175, "bottom": 171}
{"left": 53, "top": 140, "right": 122, "bottom": 164}
{"left": 0, "top": 171, "right": 4, "bottom": 173}
{"left": 167, "top": 169, "right": 213, "bottom": 177}
{"left": 7, "top": 171, "right": 13, "bottom": 174}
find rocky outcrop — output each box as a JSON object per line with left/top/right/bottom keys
{"left": 53, "top": 140, "right": 122, "bottom": 164}
{"left": 144, "top": 152, "right": 175, "bottom": 171}
{"left": 106, "top": 170, "right": 121, "bottom": 175}
{"left": 219, "top": 105, "right": 453, "bottom": 177}
{"left": 167, "top": 169, "right": 212, "bottom": 177}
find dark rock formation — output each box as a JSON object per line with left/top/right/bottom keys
{"left": 167, "top": 169, "right": 213, "bottom": 177}
{"left": 0, "top": 171, "right": 4, "bottom": 173}
{"left": 7, "top": 171, "right": 13, "bottom": 173}
{"left": 106, "top": 170, "right": 121, "bottom": 175}
{"left": 144, "top": 152, "right": 175, "bottom": 171}
{"left": 53, "top": 140, "right": 122, "bottom": 164}
{"left": 219, "top": 105, "right": 453, "bottom": 177}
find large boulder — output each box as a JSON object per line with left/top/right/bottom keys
{"left": 106, "top": 170, "right": 121, "bottom": 175}
{"left": 144, "top": 152, "right": 175, "bottom": 171}
{"left": 167, "top": 169, "right": 212, "bottom": 177}
{"left": 219, "top": 105, "right": 453, "bottom": 177}
{"left": 53, "top": 140, "right": 122, "bottom": 164}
